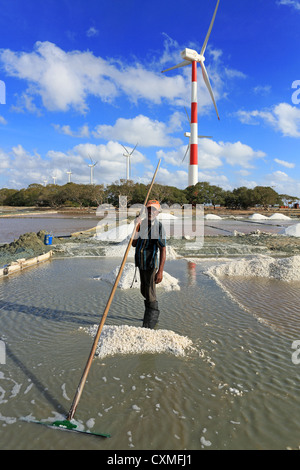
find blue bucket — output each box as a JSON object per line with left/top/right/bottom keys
{"left": 44, "top": 234, "right": 53, "bottom": 245}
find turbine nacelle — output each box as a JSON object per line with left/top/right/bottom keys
{"left": 180, "top": 48, "right": 205, "bottom": 64}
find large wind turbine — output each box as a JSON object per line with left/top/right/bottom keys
{"left": 87, "top": 156, "right": 98, "bottom": 185}
{"left": 162, "top": 0, "right": 220, "bottom": 187}
{"left": 121, "top": 143, "right": 138, "bottom": 181}
{"left": 182, "top": 107, "right": 212, "bottom": 166}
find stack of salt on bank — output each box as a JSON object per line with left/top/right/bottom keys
{"left": 96, "top": 263, "right": 180, "bottom": 291}
{"left": 95, "top": 223, "right": 134, "bottom": 242}
{"left": 248, "top": 213, "right": 268, "bottom": 220}
{"left": 204, "top": 214, "right": 222, "bottom": 220}
{"left": 268, "top": 213, "right": 291, "bottom": 220}
{"left": 206, "top": 255, "right": 300, "bottom": 282}
{"left": 80, "top": 325, "right": 193, "bottom": 358}
{"left": 281, "top": 223, "right": 300, "bottom": 237}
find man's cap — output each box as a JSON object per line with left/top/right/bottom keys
{"left": 146, "top": 200, "right": 161, "bottom": 211}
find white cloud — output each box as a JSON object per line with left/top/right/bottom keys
{"left": 274, "top": 158, "right": 295, "bottom": 168}
{"left": 277, "top": 0, "right": 300, "bottom": 11}
{"left": 236, "top": 103, "right": 300, "bottom": 137}
{"left": 0, "top": 41, "right": 189, "bottom": 113}
{"left": 93, "top": 114, "right": 183, "bottom": 147}
{"left": 0, "top": 141, "right": 148, "bottom": 188}
{"left": 53, "top": 123, "right": 90, "bottom": 138}
{"left": 0, "top": 115, "right": 7, "bottom": 125}
{"left": 157, "top": 139, "right": 265, "bottom": 170}
{"left": 86, "top": 27, "right": 99, "bottom": 37}
{"left": 0, "top": 38, "right": 242, "bottom": 118}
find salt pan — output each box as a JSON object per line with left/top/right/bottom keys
{"left": 80, "top": 324, "right": 194, "bottom": 358}
{"left": 96, "top": 262, "right": 180, "bottom": 291}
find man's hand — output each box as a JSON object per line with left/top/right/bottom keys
{"left": 155, "top": 269, "right": 163, "bottom": 284}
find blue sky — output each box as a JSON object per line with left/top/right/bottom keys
{"left": 0, "top": 0, "right": 300, "bottom": 196}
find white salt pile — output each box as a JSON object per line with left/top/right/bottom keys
{"left": 80, "top": 324, "right": 193, "bottom": 358}
{"left": 206, "top": 255, "right": 300, "bottom": 282}
{"left": 95, "top": 262, "right": 180, "bottom": 290}
{"left": 281, "top": 223, "right": 300, "bottom": 237}
{"left": 248, "top": 213, "right": 268, "bottom": 220}
{"left": 96, "top": 223, "right": 134, "bottom": 242}
{"left": 205, "top": 214, "right": 222, "bottom": 220}
{"left": 268, "top": 213, "right": 291, "bottom": 220}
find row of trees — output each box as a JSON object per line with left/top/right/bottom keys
{"left": 0, "top": 181, "right": 298, "bottom": 210}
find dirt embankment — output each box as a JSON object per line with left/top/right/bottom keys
{"left": 0, "top": 230, "right": 62, "bottom": 266}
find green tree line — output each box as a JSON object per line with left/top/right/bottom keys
{"left": 0, "top": 181, "right": 299, "bottom": 209}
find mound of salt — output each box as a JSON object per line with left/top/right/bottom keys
{"left": 206, "top": 255, "right": 300, "bottom": 282}
{"left": 96, "top": 223, "right": 134, "bottom": 242}
{"left": 281, "top": 223, "right": 300, "bottom": 237}
{"left": 80, "top": 324, "right": 193, "bottom": 358}
{"left": 269, "top": 213, "right": 291, "bottom": 220}
{"left": 96, "top": 262, "right": 180, "bottom": 290}
{"left": 205, "top": 214, "right": 222, "bottom": 220}
{"left": 248, "top": 213, "right": 268, "bottom": 220}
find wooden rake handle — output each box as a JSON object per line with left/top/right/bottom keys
{"left": 67, "top": 159, "right": 161, "bottom": 421}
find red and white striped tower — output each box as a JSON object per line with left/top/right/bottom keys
{"left": 189, "top": 61, "right": 198, "bottom": 187}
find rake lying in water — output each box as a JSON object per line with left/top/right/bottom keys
{"left": 25, "top": 160, "right": 161, "bottom": 438}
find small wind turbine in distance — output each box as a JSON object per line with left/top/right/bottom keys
{"left": 52, "top": 173, "right": 57, "bottom": 184}
{"left": 182, "top": 107, "right": 213, "bottom": 166}
{"left": 87, "top": 155, "right": 98, "bottom": 185}
{"left": 161, "top": 0, "right": 220, "bottom": 187}
{"left": 121, "top": 143, "right": 138, "bottom": 181}
{"left": 66, "top": 169, "right": 72, "bottom": 183}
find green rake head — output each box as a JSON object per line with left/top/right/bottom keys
{"left": 24, "top": 418, "right": 110, "bottom": 438}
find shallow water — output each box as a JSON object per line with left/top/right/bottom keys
{"left": 0, "top": 256, "right": 300, "bottom": 450}
{"left": 0, "top": 215, "right": 99, "bottom": 244}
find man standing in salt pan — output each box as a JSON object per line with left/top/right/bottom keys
{"left": 132, "top": 200, "right": 166, "bottom": 329}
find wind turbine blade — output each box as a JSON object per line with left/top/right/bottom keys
{"left": 121, "top": 144, "right": 129, "bottom": 155}
{"left": 184, "top": 106, "right": 191, "bottom": 125}
{"left": 161, "top": 60, "right": 190, "bottom": 73}
{"left": 200, "top": 0, "right": 220, "bottom": 56}
{"left": 200, "top": 62, "right": 220, "bottom": 120}
{"left": 198, "top": 135, "right": 213, "bottom": 138}
{"left": 130, "top": 143, "right": 138, "bottom": 155}
{"left": 182, "top": 144, "right": 190, "bottom": 163}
